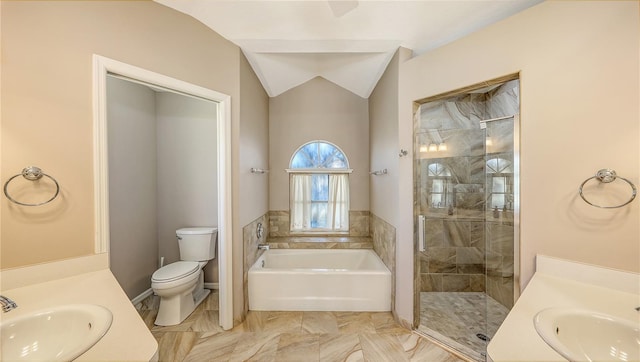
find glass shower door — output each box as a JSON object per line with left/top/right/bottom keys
{"left": 415, "top": 127, "right": 491, "bottom": 360}
{"left": 414, "top": 78, "right": 519, "bottom": 361}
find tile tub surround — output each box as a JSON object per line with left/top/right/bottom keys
{"left": 371, "top": 213, "right": 397, "bottom": 311}
{"left": 267, "top": 236, "right": 373, "bottom": 249}
{"left": 137, "top": 292, "right": 467, "bottom": 362}
{"left": 243, "top": 213, "right": 269, "bottom": 318}
{"left": 268, "top": 210, "right": 370, "bottom": 237}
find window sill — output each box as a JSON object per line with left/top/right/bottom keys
{"left": 289, "top": 231, "right": 349, "bottom": 236}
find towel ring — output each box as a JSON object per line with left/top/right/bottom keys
{"left": 579, "top": 169, "right": 637, "bottom": 209}
{"left": 3, "top": 166, "right": 60, "bottom": 206}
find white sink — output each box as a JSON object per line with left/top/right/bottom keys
{"left": 534, "top": 308, "right": 640, "bottom": 361}
{"left": 1, "top": 304, "right": 113, "bottom": 361}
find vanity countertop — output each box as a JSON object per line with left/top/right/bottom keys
{"left": 0, "top": 254, "right": 158, "bottom": 362}
{"left": 487, "top": 255, "right": 640, "bottom": 362}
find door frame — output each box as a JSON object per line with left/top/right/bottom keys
{"left": 92, "top": 55, "right": 234, "bottom": 330}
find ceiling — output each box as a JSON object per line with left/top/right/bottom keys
{"left": 155, "top": 0, "right": 542, "bottom": 98}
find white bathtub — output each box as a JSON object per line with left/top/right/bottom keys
{"left": 248, "top": 249, "right": 391, "bottom": 311}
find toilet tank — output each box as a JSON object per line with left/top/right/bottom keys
{"left": 176, "top": 227, "right": 218, "bottom": 261}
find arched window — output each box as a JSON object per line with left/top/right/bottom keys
{"left": 290, "top": 141, "right": 349, "bottom": 169}
{"left": 288, "top": 141, "right": 350, "bottom": 232}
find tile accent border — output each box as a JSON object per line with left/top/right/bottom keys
{"left": 267, "top": 236, "right": 373, "bottom": 249}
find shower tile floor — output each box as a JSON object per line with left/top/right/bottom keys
{"left": 417, "top": 292, "right": 509, "bottom": 361}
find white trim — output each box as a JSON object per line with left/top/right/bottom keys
{"left": 286, "top": 168, "right": 353, "bottom": 174}
{"left": 204, "top": 282, "right": 220, "bottom": 290}
{"left": 92, "top": 55, "right": 234, "bottom": 330}
{"left": 131, "top": 288, "right": 154, "bottom": 306}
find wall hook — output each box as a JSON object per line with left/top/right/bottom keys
{"left": 399, "top": 149, "right": 408, "bottom": 157}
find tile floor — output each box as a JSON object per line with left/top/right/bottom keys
{"left": 417, "top": 292, "right": 509, "bottom": 361}
{"left": 136, "top": 291, "right": 467, "bottom": 362}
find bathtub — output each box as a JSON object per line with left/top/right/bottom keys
{"left": 248, "top": 249, "right": 391, "bottom": 311}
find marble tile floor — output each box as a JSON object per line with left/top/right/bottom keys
{"left": 136, "top": 291, "right": 467, "bottom": 362}
{"left": 417, "top": 292, "right": 509, "bottom": 362}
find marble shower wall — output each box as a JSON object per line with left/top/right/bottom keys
{"left": 243, "top": 212, "right": 269, "bottom": 318}
{"left": 416, "top": 79, "right": 518, "bottom": 309}
{"left": 418, "top": 79, "right": 519, "bottom": 131}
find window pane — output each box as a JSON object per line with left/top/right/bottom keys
{"left": 317, "top": 143, "right": 333, "bottom": 166}
{"left": 491, "top": 194, "right": 505, "bottom": 209}
{"left": 312, "top": 174, "right": 328, "bottom": 201}
{"left": 428, "top": 162, "right": 451, "bottom": 176}
{"left": 311, "top": 202, "right": 327, "bottom": 228}
{"left": 291, "top": 152, "right": 314, "bottom": 168}
{"left": 432, "top": 179, "right": 444, "bottom": 193}
{"left": 431, "top": 194, "right": 443, "bottom": 208}
{"left": 289, "top": 141, "right": 349, "bottom": 232}
{"left": 329, "top": 152, "right": 347, "bottom": 168}
{"left": 492, "top": 177, "right": 506, "bottom": 193}
{"left": 487, "top": 158, "right": 513, "bottom": 174}
{"left": 290, "top": 141, "right": 349, "bottom": 169}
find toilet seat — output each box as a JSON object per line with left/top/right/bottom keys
{"left": 152, "top": 261, "right": 200, "bottom": 284}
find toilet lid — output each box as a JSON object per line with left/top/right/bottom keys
{"left": 152, "top": 261, "right": 199, "bottom": 282}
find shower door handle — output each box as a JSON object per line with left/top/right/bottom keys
{"left": 418, "top": 215, "right": 426, "bottom": 252}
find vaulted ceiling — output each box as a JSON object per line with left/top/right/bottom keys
{"left": 155, "top": 0, "right": 542, "bottom": 98}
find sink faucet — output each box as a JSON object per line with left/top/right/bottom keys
{"left": 258, "top": 244, "right": 270, "bottom": 251}
{"left": 0, "top": 295, "right": 17, "bottom": 312}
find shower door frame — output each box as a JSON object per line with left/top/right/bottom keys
{"left": 411, "top": 74, "right": 521, "bottom": 358}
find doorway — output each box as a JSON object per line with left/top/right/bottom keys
{"left": 93, "top": 55, "right": 233, "bottom": 330}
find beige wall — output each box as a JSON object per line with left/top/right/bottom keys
{"left": 369, "top": 48, "right": 412, "bottom": 226}
{"left": 107, "top": 77, "right": 159, "bottom": 299}
{"left": 1, "top": 1, "right": 240, "bottom": 269}
{"left": 369, "top": 47, "right": 412, "bottom": 324}
{"left": 269, "top": 77, "right": 370, "bottom": 212}
{"left": 397, "top": 0, "right": 639, "bottom": 323}
{"left": 236, "top": 53, "right": 269, "bottom": 323}
{"left": 156, "top": 91, "right": 218, "bottom": 283}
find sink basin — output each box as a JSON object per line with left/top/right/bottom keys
{"left": 534, "top": 308, "right": 640, "bottom": 361}
{"left": 1, "top": 304, "right": 113, "bottom": 361}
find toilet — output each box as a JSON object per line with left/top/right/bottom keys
{"left": 151, "top": 227, "right": 217, "bottom": 326}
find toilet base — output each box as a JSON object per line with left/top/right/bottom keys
{"left": 193, "top": 270, "right": 210, "bottom": 309}
{"left": 154, "top": 271, "right": 209, "bottom": 326}
{"left": 194, "top": 288, "right": 210, "bottom": 309}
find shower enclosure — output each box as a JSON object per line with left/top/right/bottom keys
{"left": 413, "top": 77, "right": 520, "bottom": 361}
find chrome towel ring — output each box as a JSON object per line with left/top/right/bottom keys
{"left": 579, "top": 169, "right": 637, "bottom": 209}
{"left": 3, "top": 166, "right": 60, "bottom": 206}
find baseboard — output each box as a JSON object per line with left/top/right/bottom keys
{"left": 131, "top": 288, "right": 154, "bottom": 305}
{"left": 131, "top": 283, "right": 217, "bottom": 305}
{"left": 204, "top": 282, "right": 219, "bottom": 290}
